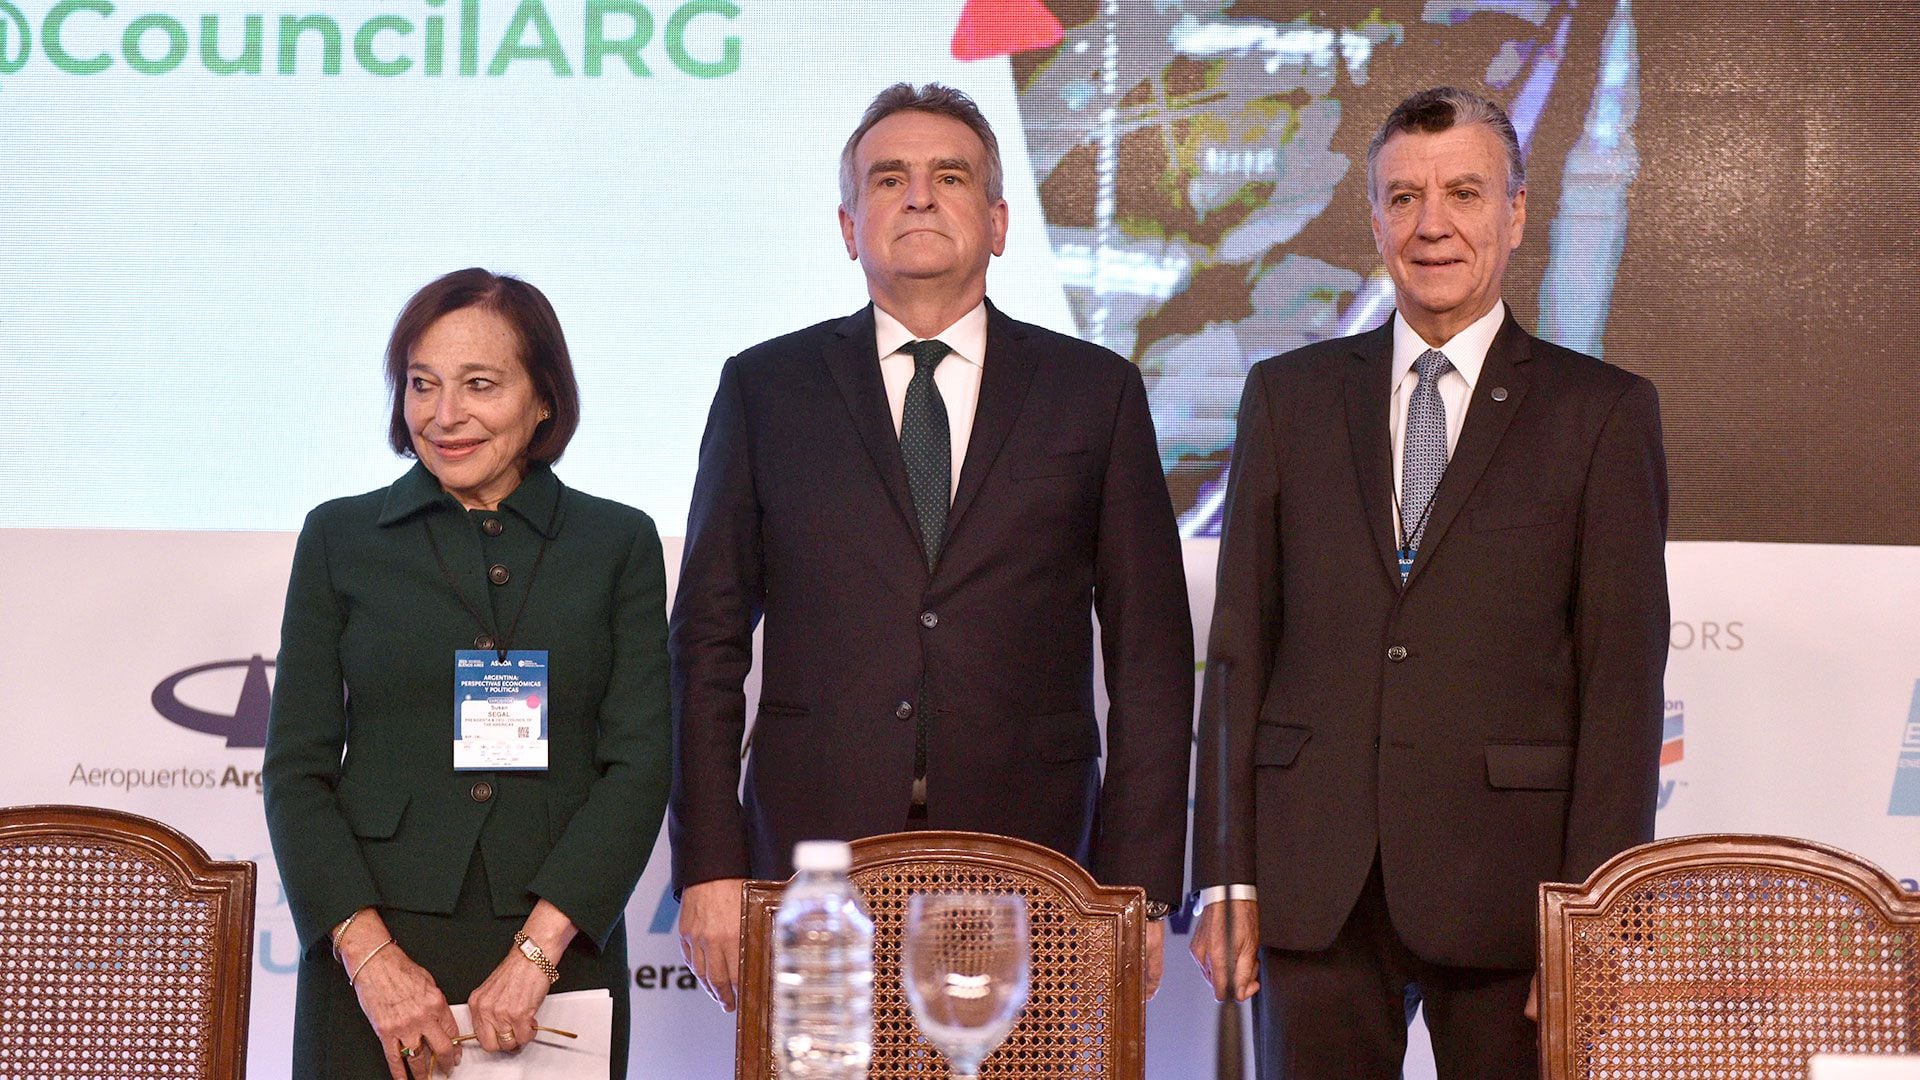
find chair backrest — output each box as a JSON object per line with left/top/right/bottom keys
{"left": 0, "top": 804, "right": 258, "bottom": 1079}
{"left": 736, "top": 830, "right": 1147, "bottom": 1080}
{"left": 1539, "top": 834, "right": 1920, "bottom": 1080}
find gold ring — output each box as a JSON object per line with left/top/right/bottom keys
{"left": 498, "top": 1030, "right": 516, "bottom": 1042}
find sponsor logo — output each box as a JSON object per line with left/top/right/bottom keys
{"left": 1669, "top": 620, "right": 1744, "bottom": 651}
{"left": 0, "top": 0, "right": 740, "bottom": 88}
{"left": 151, "top": 654, "right": 273, "bottom": 748}
{"left": 1657, "top": 699, "right": 1684, "bottom": 811}
{"left": 1888, "top": 679, "right": 1920, "bottom": 817}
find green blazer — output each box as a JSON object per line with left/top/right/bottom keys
{"left": 264, "top": 462, "right": 671, "bottom": 953}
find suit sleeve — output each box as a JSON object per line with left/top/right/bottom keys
{"left": 1089, "top": 360, "right": 1196, "bottom": 907}
{"left": 1192, "top": 367, "right": 1283, "bottom": 893}
{"left": 263, "top": 509, "right": 382, "bottom": 952}
{"left": 527, "top": 515, "right": 673, "bottom": 948}
{"left": 1563, "top": 376, "right": 1669, "bottom": 882}
{"left": 668, "top": 356, "right": 763, "bottom": 892}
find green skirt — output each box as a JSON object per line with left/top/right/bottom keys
{"left": 290, "top": 854, "right": 630, "bottom": 1079}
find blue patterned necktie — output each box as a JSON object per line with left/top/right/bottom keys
{"left": 1399, "top": 348, "right": 1453, "bottom": 581}
{"left": 899, "top": 339, "right": 953, "bottom": 571}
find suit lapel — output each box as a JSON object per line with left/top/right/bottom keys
{"left": 1403, "top": 313, "right": 1533, "bottom": 587}
{"left": 1343, "top": 321, "right": 1404, "bottom": 588}
{"left": 945, "top": 301, "right": 1038, "bottom": 539}
{"left": 823, "top": 306, "right": 920, "bottom": 544}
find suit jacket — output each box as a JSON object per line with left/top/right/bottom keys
{"left": 669, "top": 301, "right": 1194, "bottom": 905}
{"left": 264, "top": 463, "right": 673, "bottom": 954}
{"left": 1193, "top": 313, "right": 1669, "bottom": 969}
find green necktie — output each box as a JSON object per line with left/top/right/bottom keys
{"left": 899, "top": 339, "right": 953, "bottom": 571}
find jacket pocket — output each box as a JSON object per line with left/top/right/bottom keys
{"left": 1471, "top": 503, "right": 1567, "bottom": 532}
{"left": 1484, "top": 742, "right": 1575, "bottom": 790}
{"left": 1254, "top": 724, "right": 1311, "bottom": 768}
{"left": 338, "top": 777, "right": 409, "bottom": 840}
{"left": 1033, "top": 712, "right": 1102, "bottom": 762}
{"left": 1010, "top": 447, "right": 1089, "bottom": 481}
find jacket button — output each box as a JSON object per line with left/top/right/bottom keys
{"left": 469, "top": 781, "right": 494, "bottom": 803}
{"left": 481, "top": 517, "right": 504, "bottom": 537}
{"left": 488, "top": 564, "right": 510, "bottom": 586}
{"left": 895, "top": 701, "right": 914, "bottom": 720}
{"left": 474, "top": 634, "right": 495, "bottom": 650}
{"left": 1387, "top": 644, "right": 1409, "bottom": 662}
{"left": 920, "top": 611, "right": 938, "bottom": 628}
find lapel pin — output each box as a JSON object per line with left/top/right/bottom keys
{"left": 1490, "top": 386, "right": 1509, "bottom": 402}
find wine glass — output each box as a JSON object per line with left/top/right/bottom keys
{"left": 902, "top": 892, "right": 1031, "bottom": 1079}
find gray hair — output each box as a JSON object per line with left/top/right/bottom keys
{"left": 1365, "top": 86, "right": 1526, "bottom": 204}
{"left": 839, "top": 82, "right": 1005, "bottom": 209}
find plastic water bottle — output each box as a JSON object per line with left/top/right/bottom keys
{"left": 772, "top": 840, "right": 874, "bottom": 1079}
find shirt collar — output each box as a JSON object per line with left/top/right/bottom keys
{"left": 1391, "top": 300, "right": 1504, "bottom": 390}
{"left": 873, "top": 300, "right": 988, "bottom": 369}
{"left": 376, "top": 459, "right": 563, "bottom": 537}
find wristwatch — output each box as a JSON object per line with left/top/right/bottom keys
{"left": 513, "top": 930, "right": 561, "bottom": 984}
{"left": 1144, "top": 900, "right": 1171, "bottom": 921}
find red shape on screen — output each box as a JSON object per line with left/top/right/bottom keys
{"left": 952, "top": 0, "right": 1064, "bottom": 61}
{"left": 1660, "top": 739, "right": 1684, "bottom": 767}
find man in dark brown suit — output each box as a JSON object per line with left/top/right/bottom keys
{"left": 1190, "top": 86, "right": 1669, "bottom": 1078}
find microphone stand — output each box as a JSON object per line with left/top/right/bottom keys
{"left": 1211, "top": 661, "right": 1248, "bottom": 1080}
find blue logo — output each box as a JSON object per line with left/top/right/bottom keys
{"left": 151, "top": 656, "right": 273, "bottom": 748}
{"left": 1888, "top": 680, "right": 1920, "bottom": 817}
{"left": 1657, "top": 700, "right": 1684, "bottom": 811}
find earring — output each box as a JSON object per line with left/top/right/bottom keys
{"left": 540, "top": 409, "right": 552, "bottom": 421}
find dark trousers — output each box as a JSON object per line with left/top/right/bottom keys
{"left": 1253, "top": 859, "right": 1536, "bottom": 1080}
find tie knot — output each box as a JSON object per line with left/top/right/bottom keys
{"left": 1415, "top": 349, "right": 1452, "bottom": 382}
{"left": 904, "top": 339, "right": 952, "bottom": 373}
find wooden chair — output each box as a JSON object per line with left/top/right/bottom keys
{"left": 736, "top": 830, "right": 1147, "bottom": 1079}
{"left": 1539, "top": 834, "right": 1920, "bottom": 1080}
{"left": 0, "top": 804, "right": 257, "bottom": 1079}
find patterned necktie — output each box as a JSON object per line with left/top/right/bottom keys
{"left": 899, "top": 339, "right": 953, "bottom": 571}
{"left": 1399, "top": 348, "right": 1453, "bottom": 581}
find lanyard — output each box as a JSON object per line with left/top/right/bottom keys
{"left": 423, "top": 513, "right": 551, "bottom": 662}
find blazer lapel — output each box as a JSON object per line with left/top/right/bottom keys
{"left": 823, "top": 306, "right": 920, "bottom": 544}
{"left": 945, "top": 301, "right": 1038, "bottom": 539}
{"left": 1343, "top": 321, "right": 1404, "bottom": 588}
{"left": 1403, "top": 313, "right": 1533, "bottom": 587}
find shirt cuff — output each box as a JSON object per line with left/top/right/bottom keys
{"left": 1193, "top": 884, "right": 1258, "bottom": 912}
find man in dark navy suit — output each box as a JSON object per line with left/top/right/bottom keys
{"left": 670, "top": 83, "right": 1194, "bottom": 1017}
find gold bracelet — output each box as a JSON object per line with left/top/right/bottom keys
{"left": 329, "top": 910, "right": 361, "bottom": 960}
{"left": 512, "top": 930, "right": 560, "bottom": 984}
{"left": 348, "top": 937, "right": 395, "bottom": 987}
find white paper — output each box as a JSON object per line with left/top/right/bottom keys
{"left": 445, "top": 988, "right": 613, "bottom": 1079}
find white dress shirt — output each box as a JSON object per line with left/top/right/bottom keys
{"left": 1196, "top": 300, "right": 1508, "bottom": 914}
{"left": 875, "top": 301, "right": 988, "bottom": 502}
{"left": 1388, "top": 300, "right": 1504, "bottom": 542}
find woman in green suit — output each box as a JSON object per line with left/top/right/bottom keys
{"left": 264, "top": 268, "right": 669, "bottom": 1079}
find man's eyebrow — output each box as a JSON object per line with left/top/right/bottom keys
{"left": 932, "top": 158, "right": 973, "bottom": 174}
{"left": 1444, "top": 172, "right": 1493, "bottom": 188}
{"left": 866, "top": 158, "right": 908, "bottom": 179}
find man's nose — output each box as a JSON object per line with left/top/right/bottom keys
{"left": 905, "top": 170, "right": 936, "bottom": 209}
{"left": 1414, "top": 195, "right": 1452, "bottom": 238}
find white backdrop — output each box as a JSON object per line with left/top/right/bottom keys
{"left": 4, "top": 0, "right": 1918, "bottom": 1074}
{"left": 4, "top": 529, "right": 1916, "bottom": 1077}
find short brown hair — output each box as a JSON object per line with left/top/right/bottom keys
{"left": 384, "top": 268, "right": 580, "bottom": 463}
{"left": 1366, "top": 86, "right": 1526, "bottom": 204}
{"left": 839, "top": 82, "right": 1004, "bottom": 208}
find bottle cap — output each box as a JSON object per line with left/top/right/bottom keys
{"left": 791, "top": 840, "right": 852, "bottom": 873}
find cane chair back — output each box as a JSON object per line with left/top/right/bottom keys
{"left": 0, "top": 804, "right": 257, "bottom": 1079}
{"left": 736, "top": 830, "right": 1147, "bottom": 1080}
{"left": 1539, "top": 834, "right": 1920, "bottom": 1080}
